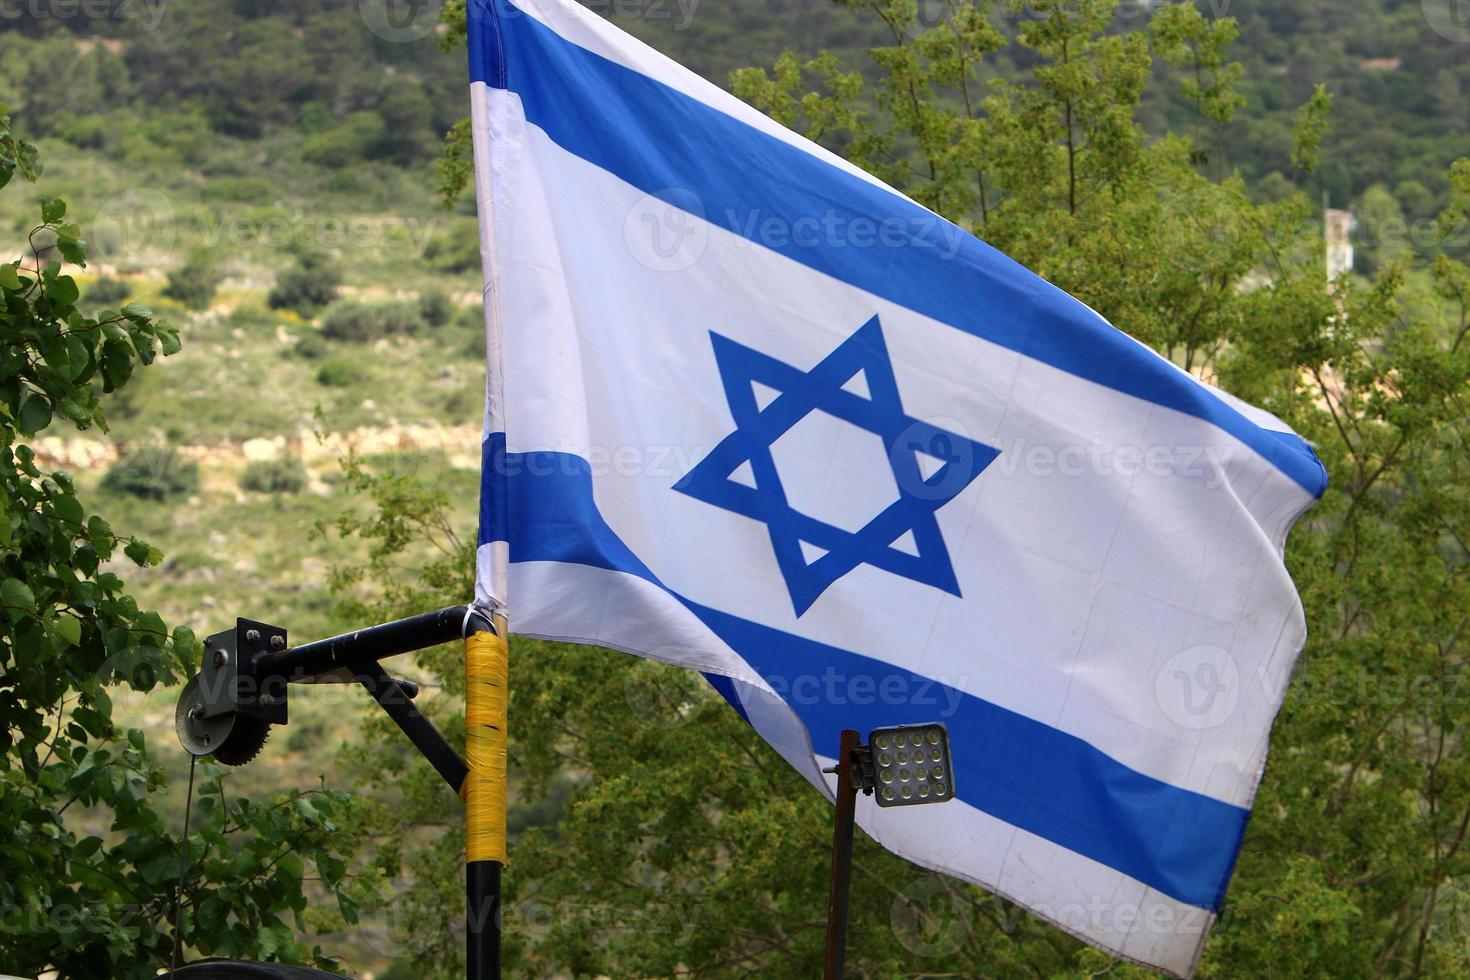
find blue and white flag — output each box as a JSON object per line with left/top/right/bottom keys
{"left": 467, "top": 1, "right": 1326, "bottom": 973}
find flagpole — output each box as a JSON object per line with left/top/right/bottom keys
{"left": 467, "top": 10, "right": 510, "bottom": 972}
{"left": 465, "top": 610, "right": 507, "bottom": 979}
{"left": 824, "top": 729, "right": 861, "bottom": 979}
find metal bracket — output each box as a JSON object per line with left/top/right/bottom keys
{"left": 851, "top": 744, "right": 877, "bottom": 796}
{"left": 200, "top": 618, "right": 288, "bottom": 727}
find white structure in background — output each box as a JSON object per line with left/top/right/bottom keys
{"left": 1326, "top": 207, "right": 1356, "bottom": 279}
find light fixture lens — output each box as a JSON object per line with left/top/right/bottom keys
{"left": 868, "top": 724, "right": 954, "bottom": 808}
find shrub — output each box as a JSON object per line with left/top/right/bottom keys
{"left": 202, "top": 176, "right": 275, "bottom": 203}
{"left": 268, "top": 249, "right": 342, "bottom": 317}
{"left": 418, "top": 289, "right": 453, "bottom": 328}
{"left": 101, "top": 447, "right": 199, "bottom": 501}
{"left": 240, "top": 457, "right": 308, "bottom": 495}
{"left": 320, "top": 300, "right": 425, "bottom": 343}
{"left": 295, "top": 332, "right": 329, "bottom": 360}
{"left": 87, "top": 277, "right": 131, "bottom": 305}
{"left": 302, "top": 111, "right": 386, "bottom": 169}
{"left": 316, "top": 355, "right": 365, "bottom": 387}
{"left": 456, "top": 303, "right": 484, "bottom": 331}
{"left": 51, "top": 113, "right": 107, "bottom": 150}
{"left": 163, "top": 257, "right": 221, "bottom": 310}
{"left": 423, "top": 220, "right": 480, "bottom": 273}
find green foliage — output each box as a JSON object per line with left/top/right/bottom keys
{"left": 421, "top": 220, "right": 481, "bottom": 274}
{"left": 294, "top": 331, "right": 330, "bottom": 361}
{"left": 302, "top": 112, "right": 387, "bottom": 170}
{"left": 101, "top": 447, "right": 200, "bottom": 502}
{"left": 86, "top": 277, "right": 132, "bottom": 306}
{"left": 417, "top": 289, "right": 453, "bottom": 329}
{"left": 320, "top": 300, "right": 425, "bottom": 343}
{"left": 1356, "top": 183, "right": 1412, "bottom": 275}
{"left": 162, "top": 255, "right": 222, "bottom": 312}
{"left": 0, "top": 110, "right": 366, "bottom": 978}
{"left": 241, "top": 457, "right": 309, "bottom": 495}
{"left": 268, "top": 249, "right": 342, "bottom": 318}
{"left": 315, "top": 355, "right": 366, "bottom": 388}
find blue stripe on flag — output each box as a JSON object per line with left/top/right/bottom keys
{"left": 467, "top": 0, "right": 1327, "bottom": 498}
{"left": 481, "top": 435, "right": 1249, "bottom": 911}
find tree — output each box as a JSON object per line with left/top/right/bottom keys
{"left": 392, "top": 1, "right": 1470, "bottom": 976}
{"left": 268, "top": 248, "right": 343, "bottom": 318}
{"left": 0, "top": 108, "right": 371, "bottom": 978}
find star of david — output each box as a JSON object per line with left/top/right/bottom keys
{"left": 674, "top": 316, "right": 1001, "bottom": 616}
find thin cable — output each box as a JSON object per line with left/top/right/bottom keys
{"left": 171, "top": 754, "right": 198, "bottom": 975}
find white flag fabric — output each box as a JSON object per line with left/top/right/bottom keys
{"left": 466, "top": 0, "right": 1326, "bottom": 974}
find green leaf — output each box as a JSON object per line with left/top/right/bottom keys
{"left": 57, "top": 237, "right": 86, "bottom": 267}
{"left": 1, "top": 578, "right": 36, "bottom": 613}
{"left": 41, "top": 197, "right": 66, "bottom": 223}
{"left": 158, "top": 323, "right": 182, "bottom": 356}
{"left": 124, "top": 540, "right": 164, "bottom": 567}
{"left": 0, "top": 263, "right": 19, "bottom": 290}
{"left": 51, "top": 490, "right": 83, "bottom": 524}
{"left": 46, "top": 276, "right": 79, "bottom": 309}
{"left": 17, "top": 393, "right": 52, "bottom": 435}
{"left": 52, "top": 617, "right": 81, "bottom": 648}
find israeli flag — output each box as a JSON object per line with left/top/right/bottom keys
{"left": 467, "top": 1, "right": 1325, "bottom": 974}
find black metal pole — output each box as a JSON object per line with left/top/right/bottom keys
{"left": 464, "top": 610, "right": 501, "bottom": 980}
{"left": 824, "top": 729, "right": 861, "bottom": 980}
{"left": 467, "top": 860, "right": 500, "bottom": 979}
{"left": 256, "top": 605, "right": 475, "bottom": 680}
{"left": 357, "top": 661, "right": 469, "bottom": 793}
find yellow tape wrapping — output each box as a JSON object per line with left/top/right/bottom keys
{"left": 465, "top": 630, "right": 508, "bottom": 865}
